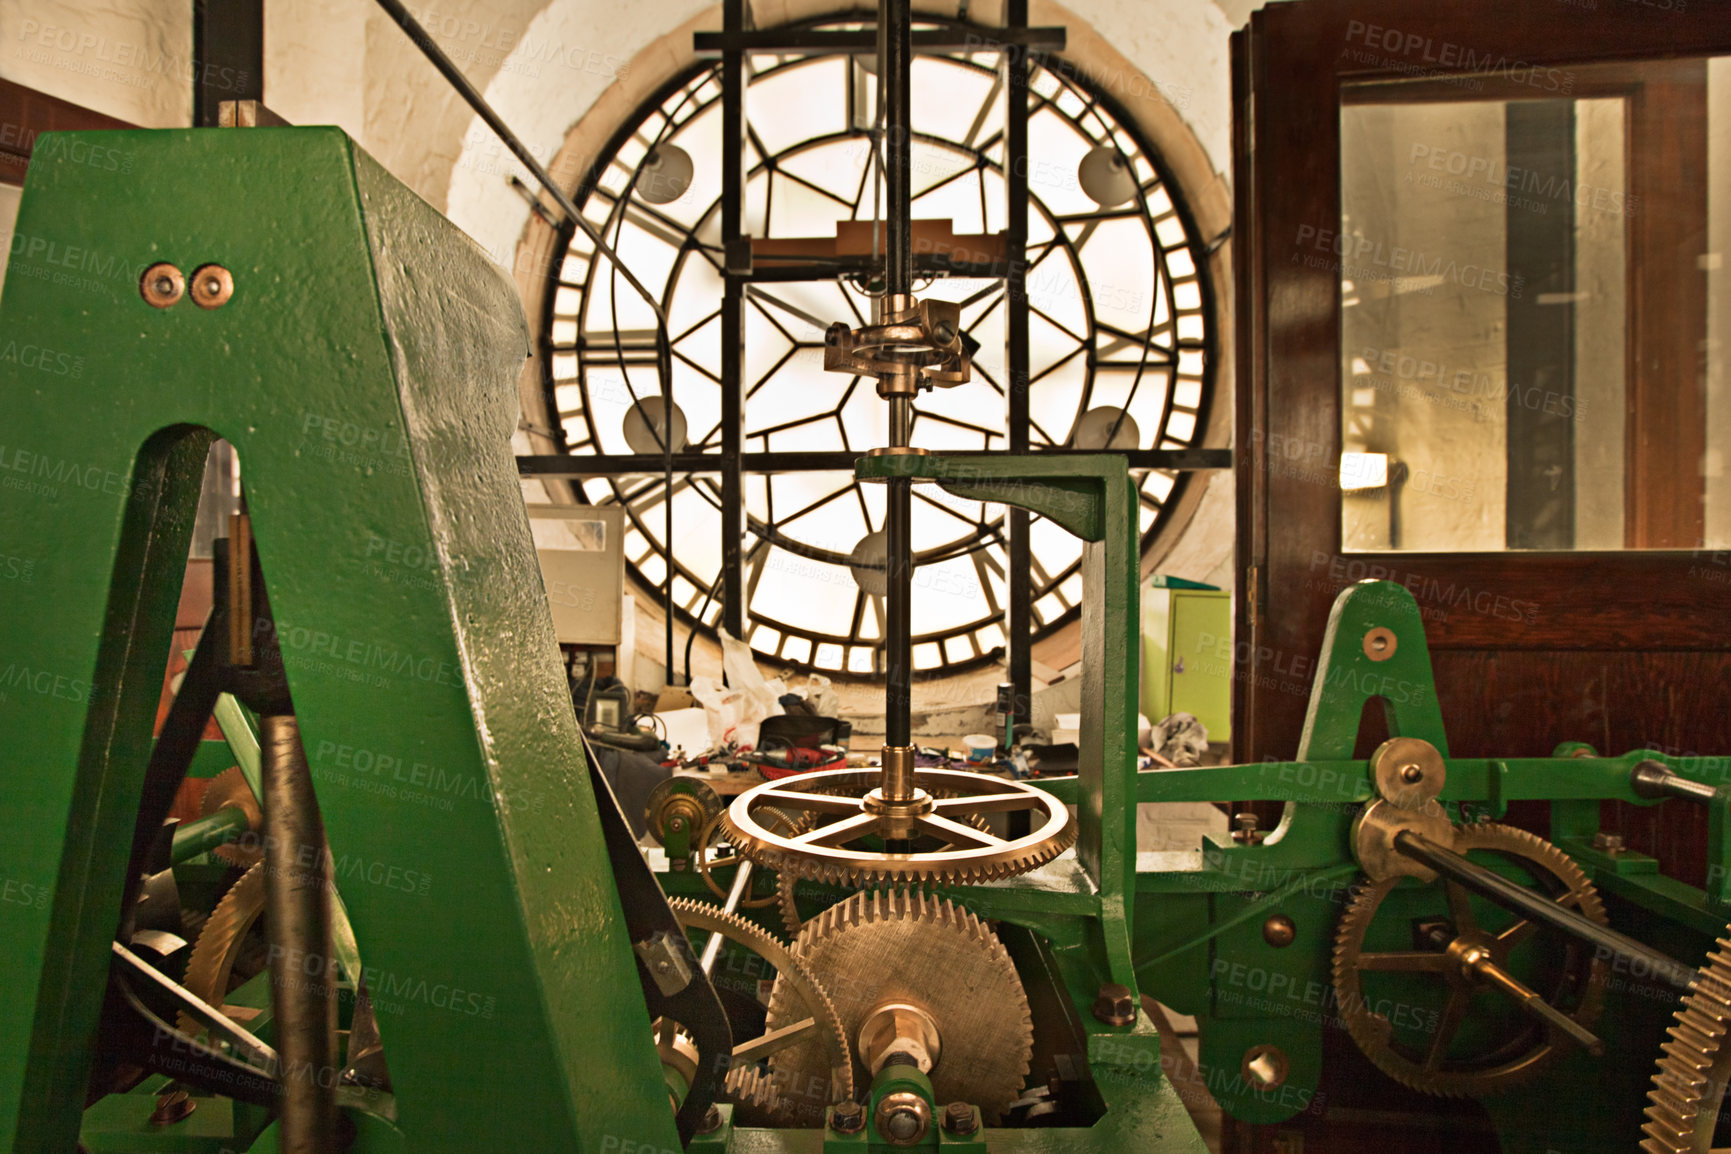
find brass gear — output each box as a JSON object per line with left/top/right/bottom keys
{"left": 720, "top": 768, "right": 1074, "bottom": 887}
{"left": 645, "top": 777, "right": 722, "bottom": 847}
{"left": 695, "top": 809, "right": 798, "bottom": 910}
{"left": 178, "top": 861, "right": 267, "bottom": 1034}
{"left": 1332, "top": 823, "right": 1608, "bottom": 1098}
{"left": 765, "top": 889, "right": 1033, "bottom": 1121}
{"left": 1640, "top": 931, "right": 1731, "bottom": 1153}
{"left": 773, "top": 796, "right": 994, "bottom": 937}
{"left": 665, "top": 898, "right": 854, "bottom": 1126}
{"left": 199, "top": 767, "right": 263, "bottom": 868}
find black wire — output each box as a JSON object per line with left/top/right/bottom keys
{"left": 371, "top": 0, "right": 686, "bottom": 682}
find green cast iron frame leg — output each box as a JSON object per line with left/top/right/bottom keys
{"left": 0, "top": 128, "right": 679, "bottom": 1154}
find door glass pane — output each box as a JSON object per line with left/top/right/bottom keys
{"left": 1336, "top": 61, "right": 1731, "bottom": 552}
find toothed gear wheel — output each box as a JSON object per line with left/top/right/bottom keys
{"left": 695, "top": 808, "right": 809, "bottom": 910}
{"left": 1332, "top": 823, "right": 1608, "bottom": 1098}
{"left": 720, "top": 768, "right": 1074, "bottom": 887}
{"left": 765, "top": 889, "right": 1033, "bottom": 1122}
{"left": 199, "top": 767, "right": 263, "bottom": 868}
{"left": 772, "top": 791, "right": 994, "bottom": 937}
{"left": 665, "top": 898, "right": 854, "bottom": 1126}
{"left": 722, "top": 1065, "right": 782, "bottom": 1114}
{"left": 178, "top": 861, "right": 268, "bottom": 1035}
{"left": 1640, "top": 932, "right": 1731, "bottom": 1152}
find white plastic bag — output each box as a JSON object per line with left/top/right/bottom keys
{"left": 690, "top": 631, "right": 786, "bottom": 749}
{"left": 804, "top": 672, "right": 840, "bottom": 719}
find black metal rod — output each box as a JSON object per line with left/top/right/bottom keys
{"left": 886, "top": 475, "right": 913, "bottom": 745}
{"left": 1392, "top": 830, "right": 1697, "bottom": 992}
{"left": 261, "top": 714, "right": 339, "bottom": 1154}
{"left": 1631, "top": 759, "right": 1719, "bottom": 805}
{"left": 694, "top": 27, "right": 1066, "bottom": 55}
{"left": 1005, "top": 0, "right": 1033, "bottom": 730}
{"left": 517, "top": 448, "right": 1232, "bottom": 477}
{"left": 882, "top": 0, "right": 913, "bottom": 298}
{"left": 720, "top": 0, "right": 748, "bottom": 648}
{"left": 370, "top": 0, "right": 682, "bottom": 683}
{"left": 370, "top": 0, "right": 664, "bottom": 330}
{"left": 878, "top": 0, "right": 916, "bottom": 747}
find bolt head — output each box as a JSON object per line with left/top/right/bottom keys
{"left": 831, "top": 1099, "right": 865, "bottom": 1133}
{"left": 1262, "top": 914, "right": 1296, "bottom": 948}
{"left": 1400, "top": 764, "right": 1424, "bottom": 784}
{"left": 1092, "top": 982, "right": 1136, "bottom": 1026}
{"left": 942, "top": 1102, "right": 979, "bottom": 1135}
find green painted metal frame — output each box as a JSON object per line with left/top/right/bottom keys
{"left": 0, "top": 128, "right": 681, "bottom": 1154}
{"left": 4, "top": 125, "right": 1724, "bottom": 1154}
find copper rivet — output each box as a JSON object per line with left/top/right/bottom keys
{"left": 1362, "top": 627, "right": 1398, "bottom": 662}
{"left": 189, "top": 264, "right": 234, "bottom": 309}
{"left": 140, "top": 262, "right": 184, "bottom": 308}
{"left": 1262, "top": 914, "right": 1296, "bottom": 948}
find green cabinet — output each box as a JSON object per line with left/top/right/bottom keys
{"left": 1140, "top": 583, "right": 1232, "bottom": 745}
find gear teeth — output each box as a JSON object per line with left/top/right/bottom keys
{"left": 1332, "top": 823, "right": 1607, "bottom": 1100}
{"left": 769, "top": 887, "right": 1032, "bottom": 1121}
{"left": 200, "top": 767, "right": 263, "bottom": 868}
{"left": 1640, "top": 935, "right": 1731, "bottom": 1154}
{"left": 666, "top": 897, "right": 855, "bottom": 1122}
{"left": 178, "top": 860, "right": 268, "bottom": 1035}
{"left": 719, "top": 768, "right": 1076, "bottom": 888}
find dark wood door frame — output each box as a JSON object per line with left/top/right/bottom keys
{"left": 1232, "top": 2, "right": 1731, "bottom": 774}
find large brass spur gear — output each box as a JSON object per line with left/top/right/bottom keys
{"left": 765, "top": 889, "right": 1033, "bottom": 1122}
{"left": 1640, "top": 931, "right": 1731, "bottom": 1153}
{"left": 1332, "top": 823, "right": 1608, "bottom": 1098}
{"left": 719, "top": 768, "right": 1074, "bottom": 887}
{"left": 665, "top": 897, "right": 854, "bottom": 1126}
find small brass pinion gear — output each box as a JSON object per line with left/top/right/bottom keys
{"left": 719, "top": 767, "right": 1074, "bottom": 887}
{"left": 1640, "top": 932, "right": 1731, "bottom": 1153}
{"left": 764, "top": 889, "right": 1034, "bottom": 1121}
{"left": 1332, "top": 823, "right": 1608, "bottom": 1098}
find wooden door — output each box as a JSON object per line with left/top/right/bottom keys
{"left": 1232, "top": 1, "right": 1731, "bottom": 886}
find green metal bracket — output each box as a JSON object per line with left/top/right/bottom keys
{"left": 0, "top": 128, "right": 678, "bottom": 1154}
{"left": 857, "top": 452, "right": 1140, "bottom": 993}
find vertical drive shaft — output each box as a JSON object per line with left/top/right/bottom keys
{"left": 261, "top": 714, "right": 339, "bottom": 1154}
{"left": 880, "top": 0, "right": 915, "bottom": 785}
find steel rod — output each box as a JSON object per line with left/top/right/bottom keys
{"left": 516, "top": 448, "right": 1232, "bottom": 477}
{"left": 261, "top": 714, "right": 339, "bottom": 1154}
{"left": 694, "top": 27, "right": 1066, "bottom": 55}
{"left": 1393, "top": 830, "right": 1697, "bottom": 992}
{"left": 719, "top": 0, "right": 748, "bottom": 650}
{"left": 699, "top": 860, "right": 754, "bottom": 974}
{"left": 370, "top": 0, "right": 665, "bottom": 330}
{"left": 1468, "top": 953, "right": 1602, "bottom": 1054}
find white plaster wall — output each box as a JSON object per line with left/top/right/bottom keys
{"left": 438, "top": 0, "right": 1253, "bottom": 288}
{"left": 0, "top": 0, "right": 1279, "bottom": 708}
{"left": 265, "top": 0, "right": 367, "bottom": 134}
{"left": 0, "top": 0, "right": 191, "bottom": 127}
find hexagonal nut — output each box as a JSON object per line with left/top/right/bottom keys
{"left": 942, "top": 1102, "right": 979, "bottom": 1135}
{"left": 830, "top": 1099, "right": 865, "bottom": 1133}
{"left": 1092, "top": 982, "right": 1136, "bottom": 1026}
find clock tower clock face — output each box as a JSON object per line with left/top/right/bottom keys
{"left": 543, "top": 19, "right": 1215, "bottom": 677}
